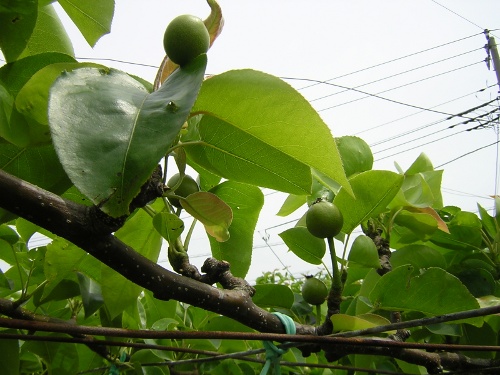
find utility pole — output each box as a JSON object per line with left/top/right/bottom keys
{"left": 485, "top": 30, "right": 500, "bottom": 93}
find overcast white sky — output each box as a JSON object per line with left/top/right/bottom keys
{"left": 50, "top": 1, "right": 500, "bottom": 281}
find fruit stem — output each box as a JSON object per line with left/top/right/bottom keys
{"left": 339, "top": 233, "right": 351, "bottom": 275}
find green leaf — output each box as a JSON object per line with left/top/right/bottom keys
{"left": 77, "top": 272, "right": 104, "bottom": 318}
{"left": 405, "top": 153, "right": 434, "bottom": 174}
{"left": 33, "top": 278, "right": 80, "bottom": 306}
{"left": 190, "top": 69, "right": 352, "bottom": 195}
{"left": 101, "top": 202, "right": 162, "bottom": 319}
{"left": 16, "top": 62, "right": 103, "bottom": 125}
{"left": 49, "top": 55, "right": 207, "bottom": 217}
{"left": 335, "top": 135, "right": 373, "bottom": 177}
{"left": 276, "top": 194, "right": 306, "bottom": 217}
{"left": 331, "top": 313, "right": 391, "bottom": 332}
{"left": 184, "top": 115, "right": 312, "bottom": 195}
{"left": 152, "top": 211, "right": 184, "bottom": 243}
{"left": 0, "top": 0, "right": 36, "bottom": 13}
{"left": 44, "top": 238, "right": 102, "bottom": 298}
{"left": 0, "top": 3, "right": 37, "bottom": 62}
{"left": 0, "top": 83, "right": 13, "bottom": 128}
{"left": 370, "top": 265, "right": 482, "bottom": 326}
{"left": 390, "top": 244, "right": 447, "bottom": 274}
{"left": 207, "top": 181, "right": 264, "bottom": 277}
{"left": 394, "top": 209, "right": 439, "bottom": 240}
{"left": 0, "top": 52, "right": 76, "bottom": 96}
{"left": 182, "top": 191, "right": 233, "bottom": 243}
{"left": 348, "top": 235, "right": 381, "bottom": 269}
{"left": 478, "top": 203, "right": 497, "bottom": 241}
{"left": 14, "top": 4, "right": 74, "bottom": 60}
{"left": 252, "top": 284, "right": 294, "bottom": 309}
{"left": 278, "top": 226, "right": 326, "bottom": 265}
{"left": 430, "top": 210, "right": 483, "bottom": 250}
{"left": 142, "top": 291, "right": 178, "bottom": 329}
{"left": 22, "top": 335, "right": 78, "bottom": 375}
{"left": 0, "top": 337, "right": 20, "bottom": 375}
{"left": 0, "top": 141, "right": 71, "bottom": 223}
{"left": 58, "top": 0, "right": 114, "bottom": 47}
{"left": 334, "top": 170, "right": 404, "bottom": 234}
{"left": 456, "top": 268, "right": 496, "bottom": 298}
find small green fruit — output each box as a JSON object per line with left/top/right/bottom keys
{"left": 301, "top": 276, "right": 328, "bottom": 305}
{"left": 167, "top": 173, "right": 200, "bottom": 208}
{"left": 163, "top": 14, "right": 210, "bottom": 66}
{"left": 306, "top": 200, "right": 343, "bottom": 238}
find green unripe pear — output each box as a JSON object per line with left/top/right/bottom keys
{"left": 306, "top": 200, "right": 343, "bottom": 238}
{"left": 163, "top": 14, "right": 210, "bottom": 66}
{"left": 301, "top": 276, "right": 328, "bottom": 305}
{"left": 167, "top": 173, "right": 200, "bottom": 208}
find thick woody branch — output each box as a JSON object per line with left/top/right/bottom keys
{"left": 0, "top": 169, "right": 314, "bottom": 335}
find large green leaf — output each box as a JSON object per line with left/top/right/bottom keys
{"left": 28, "top": 4, "right": 73, "bottom": 57}
{"left": 49, "top": 55, "right": 207, "bottom": 217}
{"left": 58, "top": 0, "right": 114, "bottom": 47}
{"left": 430, "top": 210, "right": 483, "bottom": 250}
{"left": 0, "top": 52, "right": 76, "bottom": 96}
{"left": 390, "top": 244, "right": 447, "bottom": 275}
{"left": 16, "top": 62, "right": 103, "bottom": 125}
{"left": 207, "top": 181, "right": 264, "bottom": 277}
{"left": 370, "top": 265, "right": 482, "bottom": 326}
{"left": 334, "top": 170, "right": 404, "bottom": 234}
{"left": 0, "top": 2, "right": 37, "bottom": 62}
{"left": 279, "top": 226, "right": 326, "bottom": 265}
{"left": 189, "top": 69, "right": 352, "bottom": 195}
{"left": 101, "top": 202, "right": 162, "bottom": 319}
{"left": 0, "top": 337, "right": 19, "bottom": 375}
{"left": 0, "top": 141, "right": 71, "bottom": 222}
{"left": 252, "top": 284, "right": 294, "bottom": 309}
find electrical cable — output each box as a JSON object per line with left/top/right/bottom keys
{"left": 310, "top": 48, "right": 483, "bottom": 103}
{"left": 296, "top": 32, "right": 484, "bottom": 90}
{"left": 355, "top": 84, "right": 498, "bottom": 136}
{"left": 370, "top": 98, "right": 499, "bottom": 148}
{"left": 435, "top": 139, "right": 500, "bottom": 168}
{"left": 430, "top": 0, "right": 484, "bottom": 30}
{"left": 317, "top": 60, "right": 485, "bottom": 112}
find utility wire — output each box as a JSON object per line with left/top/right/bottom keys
{"left": 355, "top": 84, "right": 498, "bottom": 136}
{"left": 370, "top": 98, "right": 499, "bottom": 148}
{"left": 435, "top": 139, "right": 500, "bottom": 168}
{"left": 309, "top": 48, "right": 482, "bottom": 103}
{"left": 317, "top": 60, "right": 485, "bottom": 112}
{"left": 297, "top": 32, "right": 484, "bottom": 90}
{"left": 430, "top": 0, "right": 484, "bottom": 30}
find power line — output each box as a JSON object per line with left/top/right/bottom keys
{"left": 316, "top": 60, "right": 485, "bottom": 112}
{"left": 436, "top": 139, "right": 500, "bottom": 168}
{"left": 355, "top": 84, "right": 498, "bottom": 136}
{"left": 296, "top": 32, "right": 484, "bottom": 90}
{"left": 374, "top": 122, "right": 494, "bottom": 161}
{"left": 430, "top": 0, "right": 484, "bottom": 30}
{"left": 309, "top": 48, "right": 482, "bottom": 103}
{"left": 370, "top": 98, "right": 499, "bottom": 149}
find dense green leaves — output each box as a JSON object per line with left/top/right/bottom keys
{"left": 189, "top": 69, "right": 352, "bottom": 196}
{"left": 49, "top": 55, "right": 207, "bottom": 217}
{"left": 370, "top": 265, "right": 482, "bottom": 325}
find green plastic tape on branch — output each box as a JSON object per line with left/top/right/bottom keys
{"left": 260, "top": 312, "right": 297, "bottom": 375}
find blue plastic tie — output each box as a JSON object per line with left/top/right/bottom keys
{"left": 260, "top": 312, "right": 296, "bottom": 375}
